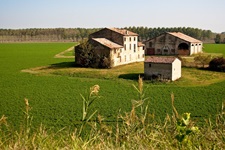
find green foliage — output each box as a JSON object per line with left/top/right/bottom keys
{"left": 209, "top": 57, "right": 225, "bottom": 72}
{"left": 194, "top": 54, "right": 212, "bottom": 67}
{"left": 75, "top": 40, "right": 111, "bottom": 68}
{"left": 215, "top": 34, "right": 222, "bottom": 44}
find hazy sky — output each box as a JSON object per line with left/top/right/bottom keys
{"left": 0, "top": 0, "right": 224, "bottom": 33}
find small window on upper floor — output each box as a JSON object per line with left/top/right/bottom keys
{"left": 130, "top": 37, "right": 131, "bottom": 41}
{"left": 134, "top": 37, "right": 136, "bottom": 41}
{"left": 199, "top": 44, "right": 201, "bottom": 46}
{"left": 124, "top": 37, "right": 126, "bottom": 42}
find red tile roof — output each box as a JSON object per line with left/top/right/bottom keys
{"left": 107, "top": 28, "right": 138, "bottom": 36}
{"left": 168, "top": 32, "right": 202, "bottom": 43}
{"left": 145, "top": 56, "right": 178, "bottom": 63}
{"left": 92, "top": 38, "right": 123, "bottom": 49}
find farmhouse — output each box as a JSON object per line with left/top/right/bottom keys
{"left": 144, "top": 56, "right": 181, "bottom": 81}
{"left": 144, "top": 32, "right": 202, "bottom": 56}
{"left": 75, "top": 28, "right": 145, "bottom": 68}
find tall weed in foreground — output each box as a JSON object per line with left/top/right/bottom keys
{"left": 79, "top": 85, "right": 100, "bottom": 136}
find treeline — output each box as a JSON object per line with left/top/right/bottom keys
{"left": 0, "top": 27, "right": 222, "bottom": 43}
{"left": 125, "top": 26, "right": 214, "bottom": 41}
{"left": 0, "top": 28, "right": 100, "bottom": 42}
{"left": 215, "top": 33, "right": 225, "bottom": 44}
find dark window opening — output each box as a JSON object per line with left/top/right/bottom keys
{"left": 178, "top": 43, "right": 189, "bottom": 50}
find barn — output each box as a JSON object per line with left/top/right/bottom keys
{"left": 144, "top": 32, "right": 202, "bottom": 56}
{"left": 144, "top": 56, "right": 181, "bottom": 81}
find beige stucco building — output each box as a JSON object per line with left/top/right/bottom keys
{"left": 75, "top": 28, "right": 145, "bottom": 68}
{"left": 144, "top": 56, "right": 181, "bottom": 81}
{"left": 144, "top": 32, "right": 202, "bottom": 56}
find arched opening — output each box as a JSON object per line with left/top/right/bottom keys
{"left": 178, "top": 43, "right": 189, "bottom": 50}
{"left": 178, "top": 43, "right": 190, "bottom": 55}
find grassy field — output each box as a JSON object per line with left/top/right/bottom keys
{"left": 203, "top": 43, "right": 225, "bottom": 56}
{"left": 0, "top": 43, "right": 225, "bottom": 131}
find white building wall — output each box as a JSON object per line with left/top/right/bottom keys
{"left": 112, "top": 35, "right": 144, "bottom": 67}
{"left": 172, "top": 59, "right": 181, "bottom": 81}
{"left": 190, "top": 42, "right": 203, "bottom": 55}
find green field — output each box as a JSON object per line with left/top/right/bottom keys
{"left": 203, "top": 43, "right": 225, "bottom": 56}
{"left": 0, "top": 43, "right": 225, "bottom": 130}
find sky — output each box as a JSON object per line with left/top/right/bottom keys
{"left": 0, "top": 0, "right": 225, "bottom": 33}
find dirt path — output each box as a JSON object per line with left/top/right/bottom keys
{"left": 54, "top": 46, "right": 74, "bottom": 58}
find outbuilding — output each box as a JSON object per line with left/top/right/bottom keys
{"left": 144, "top": 56, "right": 181, "bottom": 81}
{"left": 144, "top": 32, "right": 202, "bottom": 56}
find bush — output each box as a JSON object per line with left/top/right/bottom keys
{"left": 209, "top": 57, "right": 225, "bottom": 72}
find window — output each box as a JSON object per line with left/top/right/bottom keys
{"left": 199, "top": 44, "right": 201, "bottom": 46}
{"left": 130, "top": 37, "right": 131, "bottom": 41}
{"left": 164, "top": 49, "right": 168, "bottom": 53}
{"left": 120, "top": 49, "right": 122, "bottom": 53}
{"left": 134, "top": 37, "right": 136, "bottom": 41}
{"left": 114, "top": 49, "right": 116, "bottom": 54}
{"left": 124, "top": 44, "right": 126, "bottom": 50}
{"left": 149, "top": 63, "right": 151, "bottom": 67}
{"left": 130, "top": 44, "right": 131, "bottom": 50}
{"left": 149, "top": 42, "right": 152, "bottom": 48}
{"left": 134, "top": 44, "right": 136, "bottom": 52}
{"left": 142, "top": 54, "right": 145, "bottom": 58}
{"left": 124, "top": 37, "right": 126, "bottom": 41}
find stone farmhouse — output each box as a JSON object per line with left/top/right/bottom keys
{"left": 75, "top": 28, "right": 145, "bottom": 68}
{"left": 144, "top": 56, "right": 181, "bottom": 81}
{"left": 144, "top": 32, "right": 203, "bottom": 56}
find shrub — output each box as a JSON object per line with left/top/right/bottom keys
{"left": 209, "top": 57, "right": 225, "bottom": 72}
{"left": 194, "top": 54, "right": 212, "bottom": 68}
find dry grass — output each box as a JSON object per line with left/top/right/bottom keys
{"left": 21, "top": 61, "right": 225, "bottom": 86}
